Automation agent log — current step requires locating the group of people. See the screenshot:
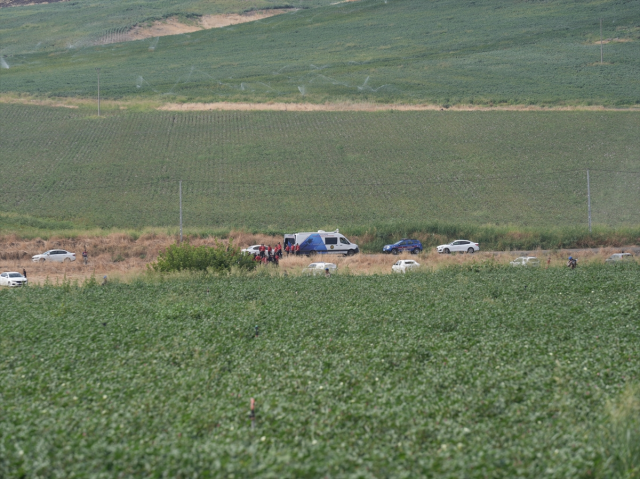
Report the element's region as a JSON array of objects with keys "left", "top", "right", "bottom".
[{"left": 253, "top": 242, "right": 302, "bottom": 265}]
